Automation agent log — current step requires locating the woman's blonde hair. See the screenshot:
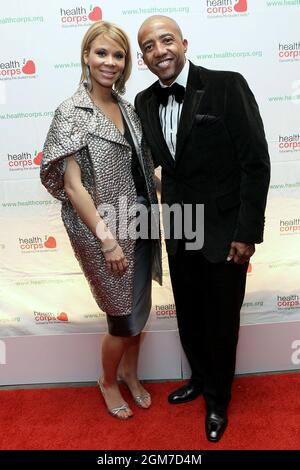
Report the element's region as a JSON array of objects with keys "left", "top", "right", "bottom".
[{"left": 80, "top": 21, "right": 132, "bottom": 94}]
